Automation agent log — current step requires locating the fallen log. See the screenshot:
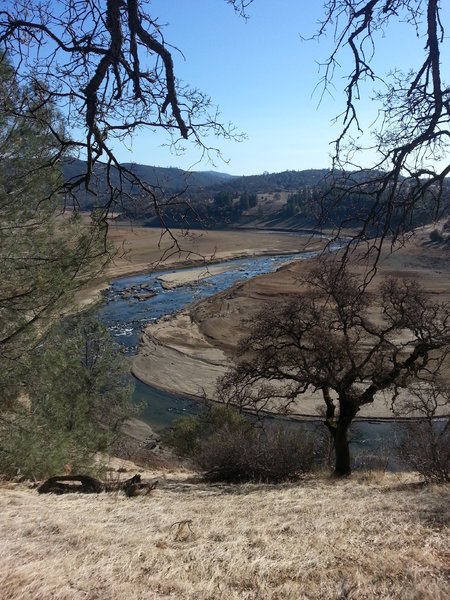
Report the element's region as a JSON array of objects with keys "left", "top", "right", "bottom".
[{"left": 37, "top": 474, "right": 158, "bottom": 496}]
